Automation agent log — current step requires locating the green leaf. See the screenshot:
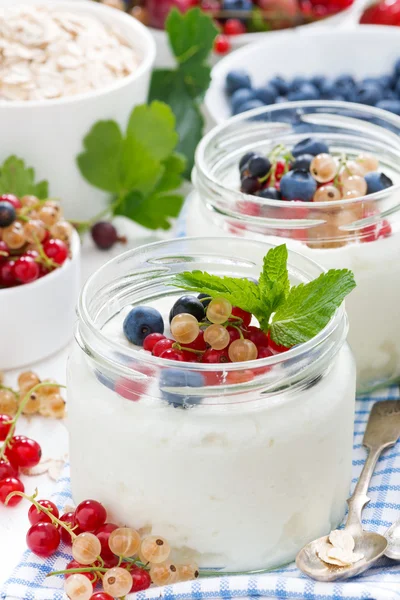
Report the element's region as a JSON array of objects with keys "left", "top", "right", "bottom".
[
  {"left": 269, "top": 269, "right": 356, "bottom": 347},
  {"left": 120, "top": 136, "right": 164, "bottom": 195},
  {"left": 259, "top": 244, "right": 290, "bottom": 312},
  {"left": 155, "top": 153, "right": 186, "bottom": 193},
  {"left": 170, "top": 272, "right": 265, "bottom": 318},
  {"left": 0, "top": 156, "right": 48, "bottom": 199},
  {"left": 182, "top": 63, "right": 212, "bottom": 100},
  {"left": 126, "top": 101, "right": 178, "bottom": 162},
  {"left": 166, "top": 8, "right": 219, "bottom": 69},
  {"left": 77, "top": 121, "right": 124, "bottom": 193},
  {"left": 149, "top": 71, "right": 203, "bottom": 179},
  {"left": 115, "top": 189, "right": 183, "bottom": 230}
]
